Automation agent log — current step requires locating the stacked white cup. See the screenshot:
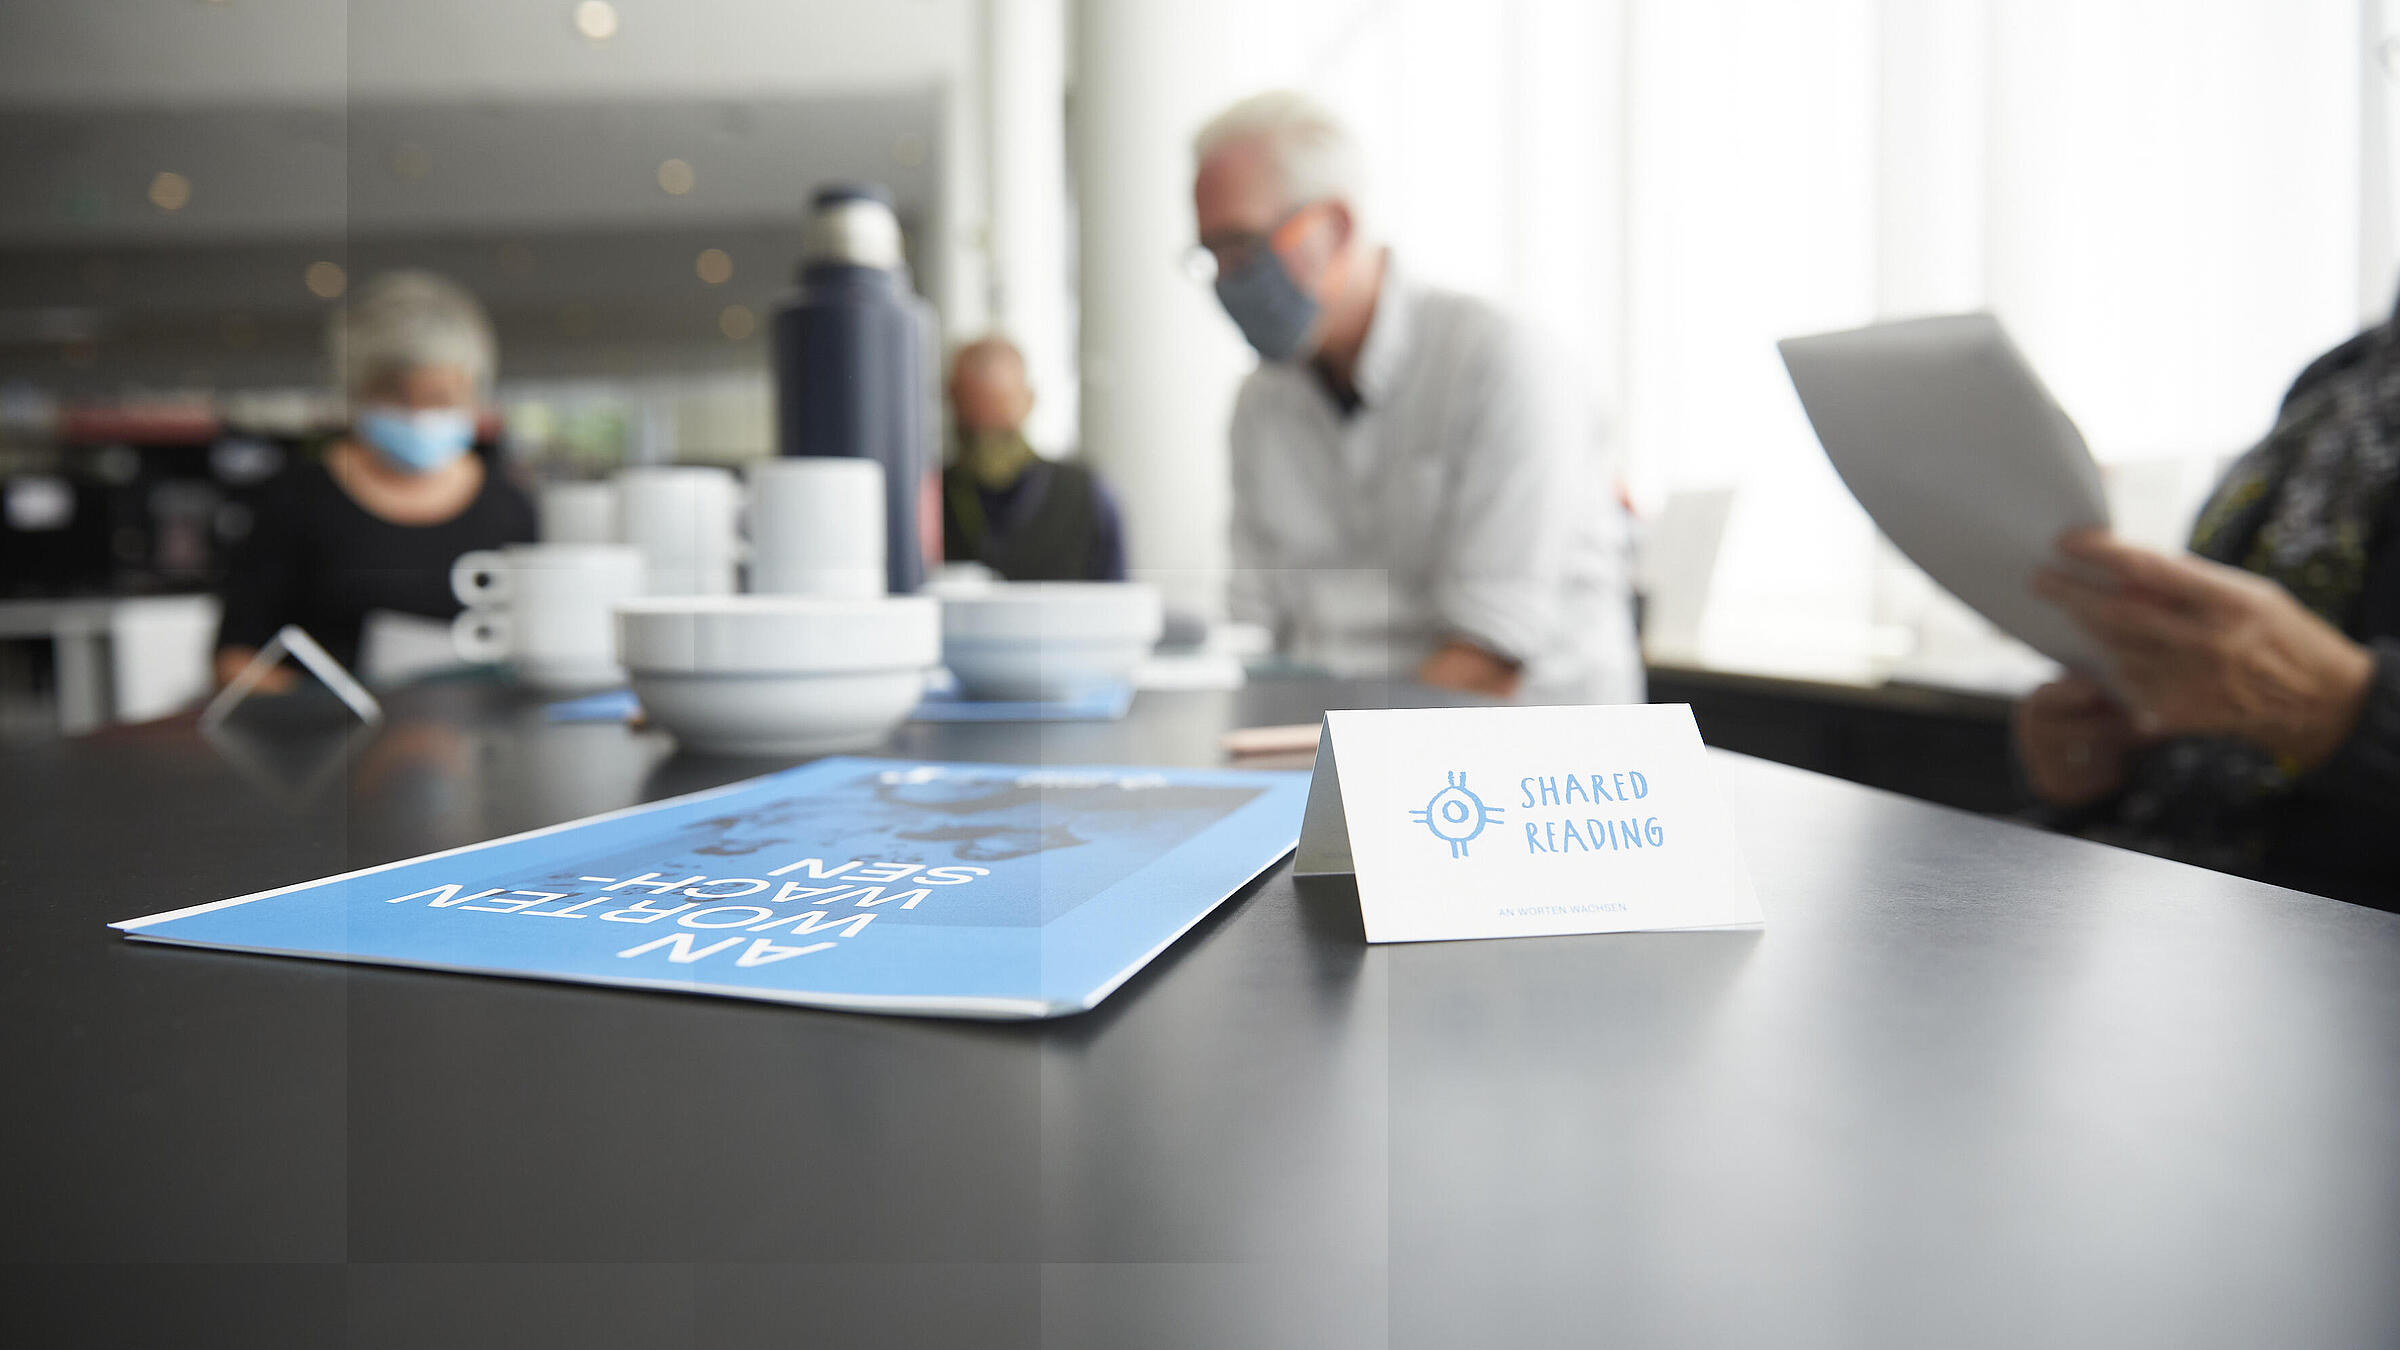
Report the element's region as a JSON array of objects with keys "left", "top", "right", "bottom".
[
  {"left": 536, "top": 480, "right": 620, "bottom": 545},
  {"left": 617, "top": 465, "right": 740, "bottom": 596},
  {"left": 747, "top": 457, "right": 887, "bottom": 598},
  {"left": 451, "top": 542, "right": 646, "bottom": 692}
]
